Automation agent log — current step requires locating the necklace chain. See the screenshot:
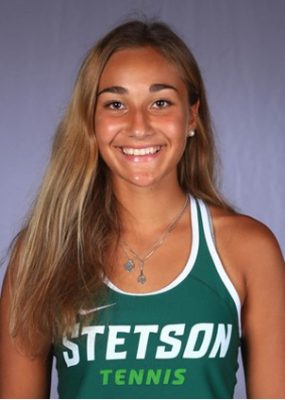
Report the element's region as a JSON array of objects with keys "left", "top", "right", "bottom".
[{"left": 121, "top": 195, "right": 189, "bottom": 284}]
